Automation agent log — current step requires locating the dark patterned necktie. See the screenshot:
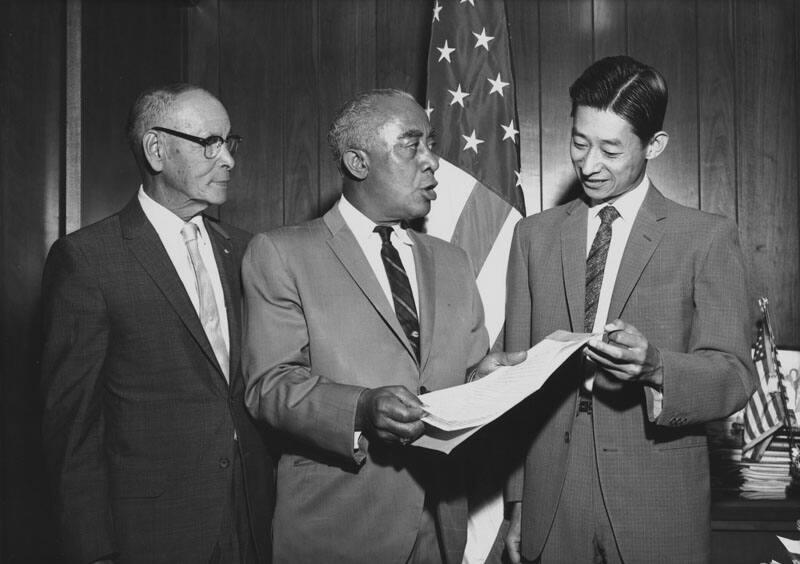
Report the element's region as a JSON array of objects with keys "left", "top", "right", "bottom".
[
  {"left": 584, "top": 205, "right": 620, "bottom": 332},
  {"left": 374, "top": 225, "right": 420, "bottom": 363}
]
